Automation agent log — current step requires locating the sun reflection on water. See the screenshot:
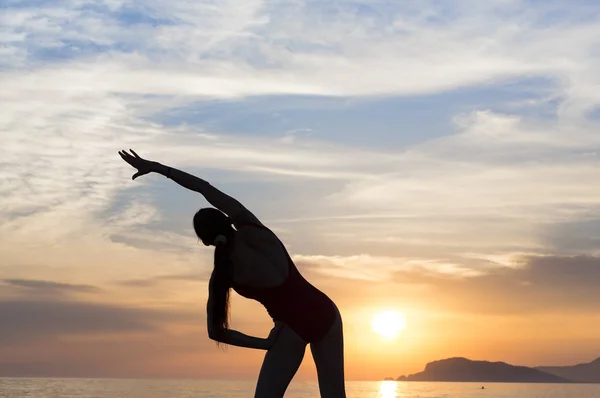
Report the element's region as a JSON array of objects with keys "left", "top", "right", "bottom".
[{"left": 378, "top": 380, "right": 397, "bottom": 398}]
